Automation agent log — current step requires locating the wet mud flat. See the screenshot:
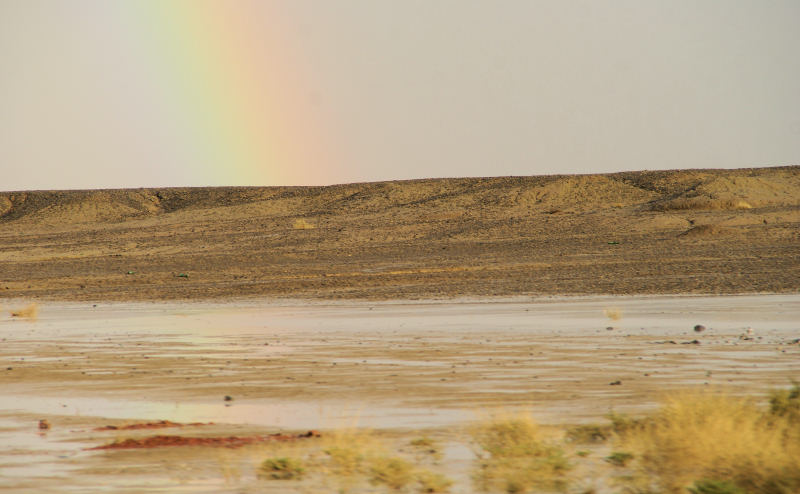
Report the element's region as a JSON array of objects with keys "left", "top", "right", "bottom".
[{"left": 0, "top": 295, "right": 798, "bottom": 493}]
